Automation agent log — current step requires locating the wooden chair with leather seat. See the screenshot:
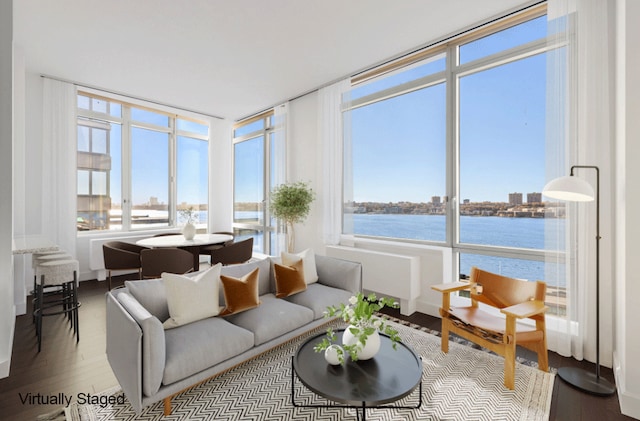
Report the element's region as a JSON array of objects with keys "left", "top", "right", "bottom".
[
  {"left": 103, "top": 241, "right": 148, "bottom": 290},
  {"left": 431, "top": 266, "right": 549, "bottom": 390},
  {"left": 141, "top": 247, "right": 195, "bottom": 279},
  {"left": 207, "top": 237, "right": 253, "bottom": 266}
]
